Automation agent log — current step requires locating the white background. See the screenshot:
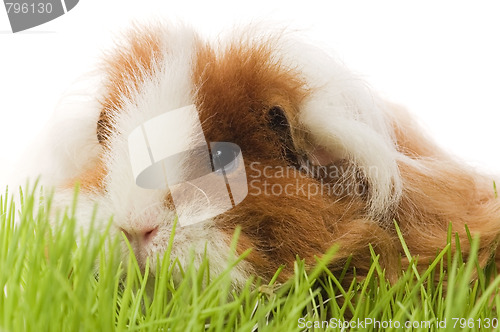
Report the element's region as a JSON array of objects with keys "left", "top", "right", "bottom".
[{"left": 1, "top": 0, "right": 499, "bottom": 186}]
